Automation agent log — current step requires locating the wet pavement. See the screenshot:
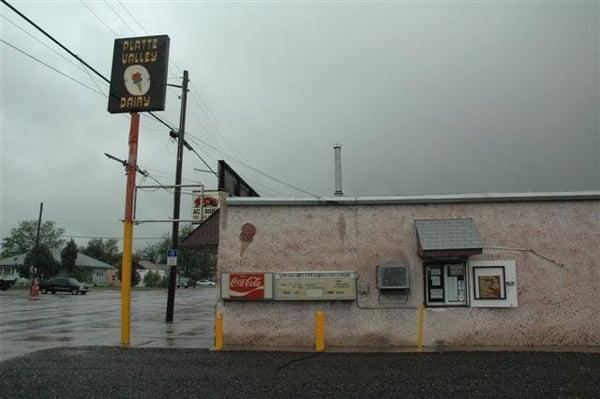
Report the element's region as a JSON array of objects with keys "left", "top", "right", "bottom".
[{"left": 0, "top": 287, "right": 216, "bottom": 361}]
